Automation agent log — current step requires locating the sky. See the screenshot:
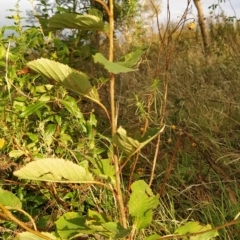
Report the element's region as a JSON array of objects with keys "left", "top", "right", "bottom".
[
  {"left": 162, "top": 0, "right": 240, "bottom": 20},
  {"left": 0, "top": 0, "right": 239, "bottom": 27}
]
